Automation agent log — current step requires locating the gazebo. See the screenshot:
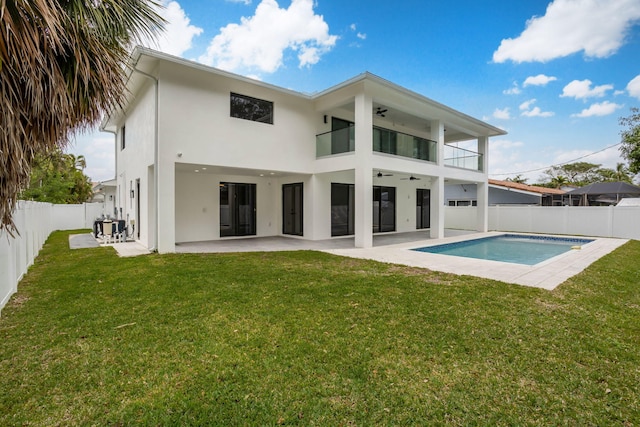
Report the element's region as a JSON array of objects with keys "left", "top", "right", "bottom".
[{"left": 563, "top": 181, "right": 640, "bottom": 206}]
